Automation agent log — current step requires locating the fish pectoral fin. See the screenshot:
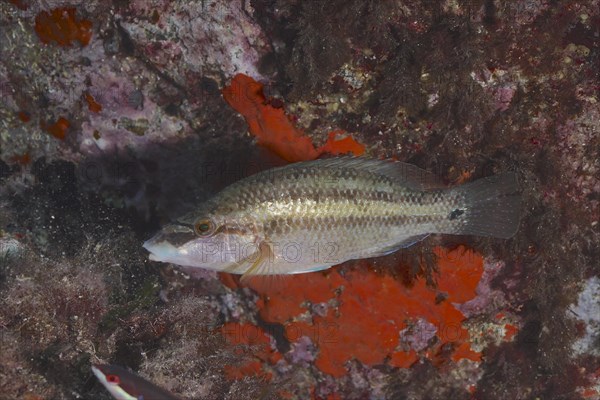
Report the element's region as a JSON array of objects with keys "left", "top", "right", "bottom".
[
  {"left": 222, "top": 260, "right": 247, "bottom": 274},
  {"left": 221, "top": 245, "right": 262, "bottom": 274},
  {"left": 240, "top": 241, "right": 274, "bottom": 282},
  {"left": 365, "top": 234, "right": 429, "bottom": 258}
]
